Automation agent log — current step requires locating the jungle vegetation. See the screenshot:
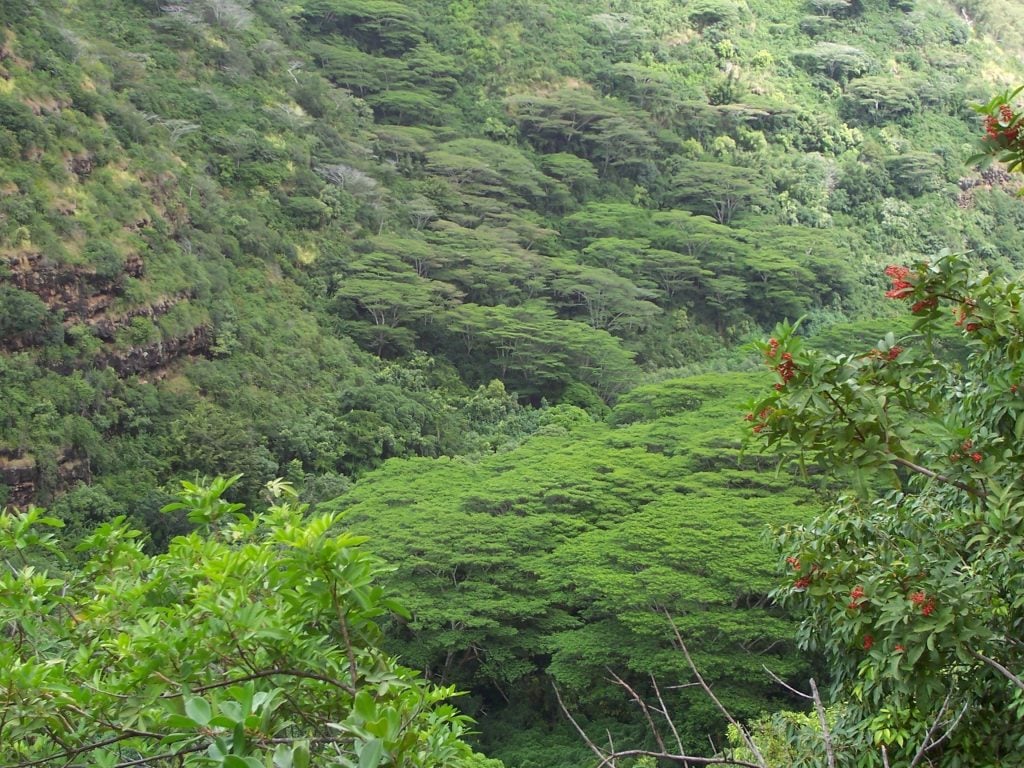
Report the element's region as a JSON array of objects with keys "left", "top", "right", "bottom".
[{"left": 3, "top": 0, "right": 1024, "bottom": 765}]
